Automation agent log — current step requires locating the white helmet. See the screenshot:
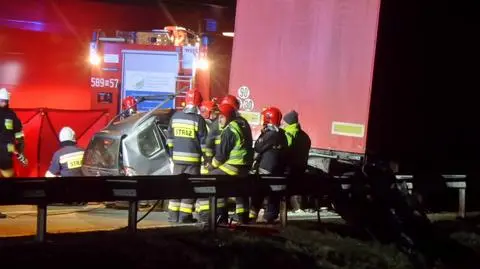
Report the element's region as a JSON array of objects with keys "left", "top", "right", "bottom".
[
  {"left": 59, "top": 127, "right": 76, "bottom": 142},
  {"left": 0, "top": 88, "right": 10, "bottom": 100}
]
